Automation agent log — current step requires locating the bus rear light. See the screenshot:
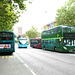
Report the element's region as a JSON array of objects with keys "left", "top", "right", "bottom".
[
  {"left": 0, "top": 38, "right": 2, "bottom": 40},
  {"left": 13, "top": 45, "right": 15, "bottom": 47},
  {"left": 6, "top": 38, "right": 9, "bottom": 40}
]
